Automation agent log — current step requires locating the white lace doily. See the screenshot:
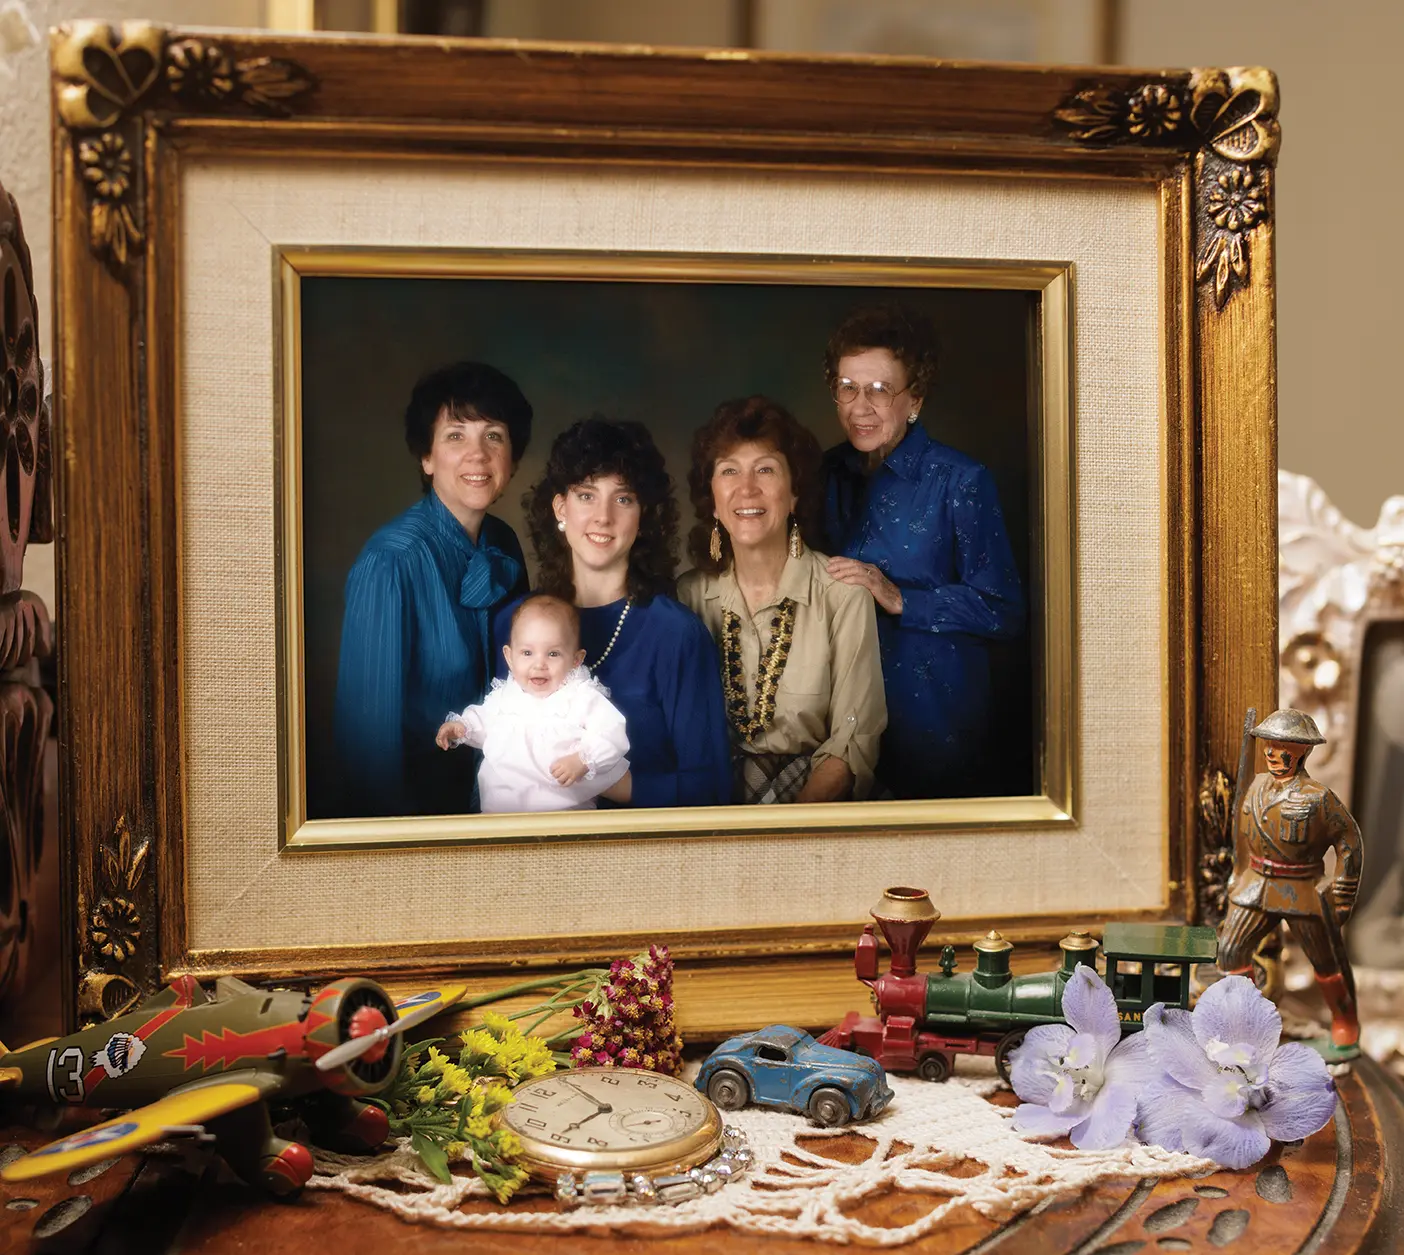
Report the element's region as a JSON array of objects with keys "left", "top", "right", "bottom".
[{"left": 309, "top": 1063, "right": 1214, "bottom": 1246}]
